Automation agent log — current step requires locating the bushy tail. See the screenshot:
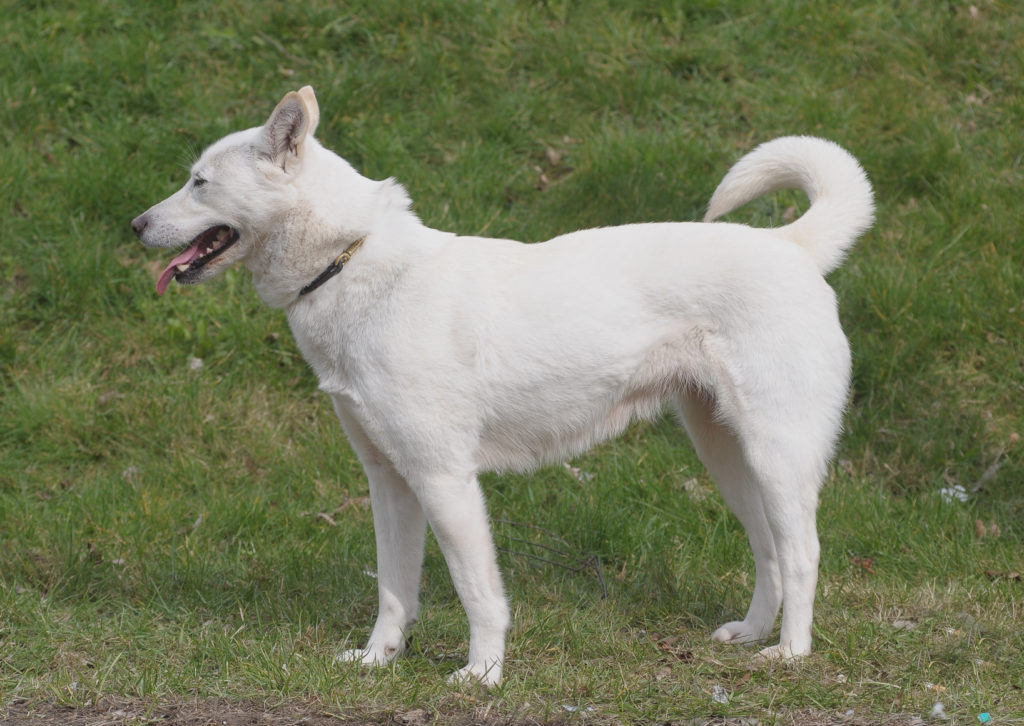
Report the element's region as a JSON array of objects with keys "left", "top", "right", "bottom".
[{"left": 704, "top": 136, "right": 874, "bottom": 275}]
